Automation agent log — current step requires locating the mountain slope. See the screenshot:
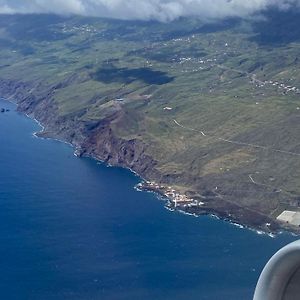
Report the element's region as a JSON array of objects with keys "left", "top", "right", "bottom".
[{"left": 0, "top": 12, "right": 300, "bottom": 232}]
